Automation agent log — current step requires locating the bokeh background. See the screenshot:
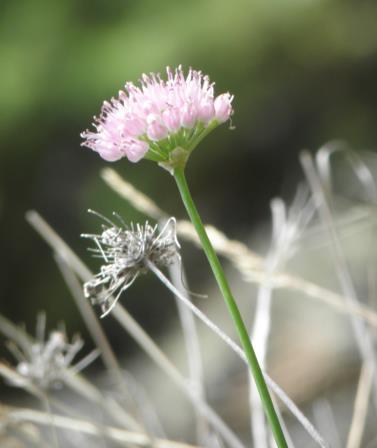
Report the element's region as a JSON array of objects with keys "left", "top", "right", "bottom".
[{"left": 1, "top": 0, "right": 377, "bottom": 445}]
